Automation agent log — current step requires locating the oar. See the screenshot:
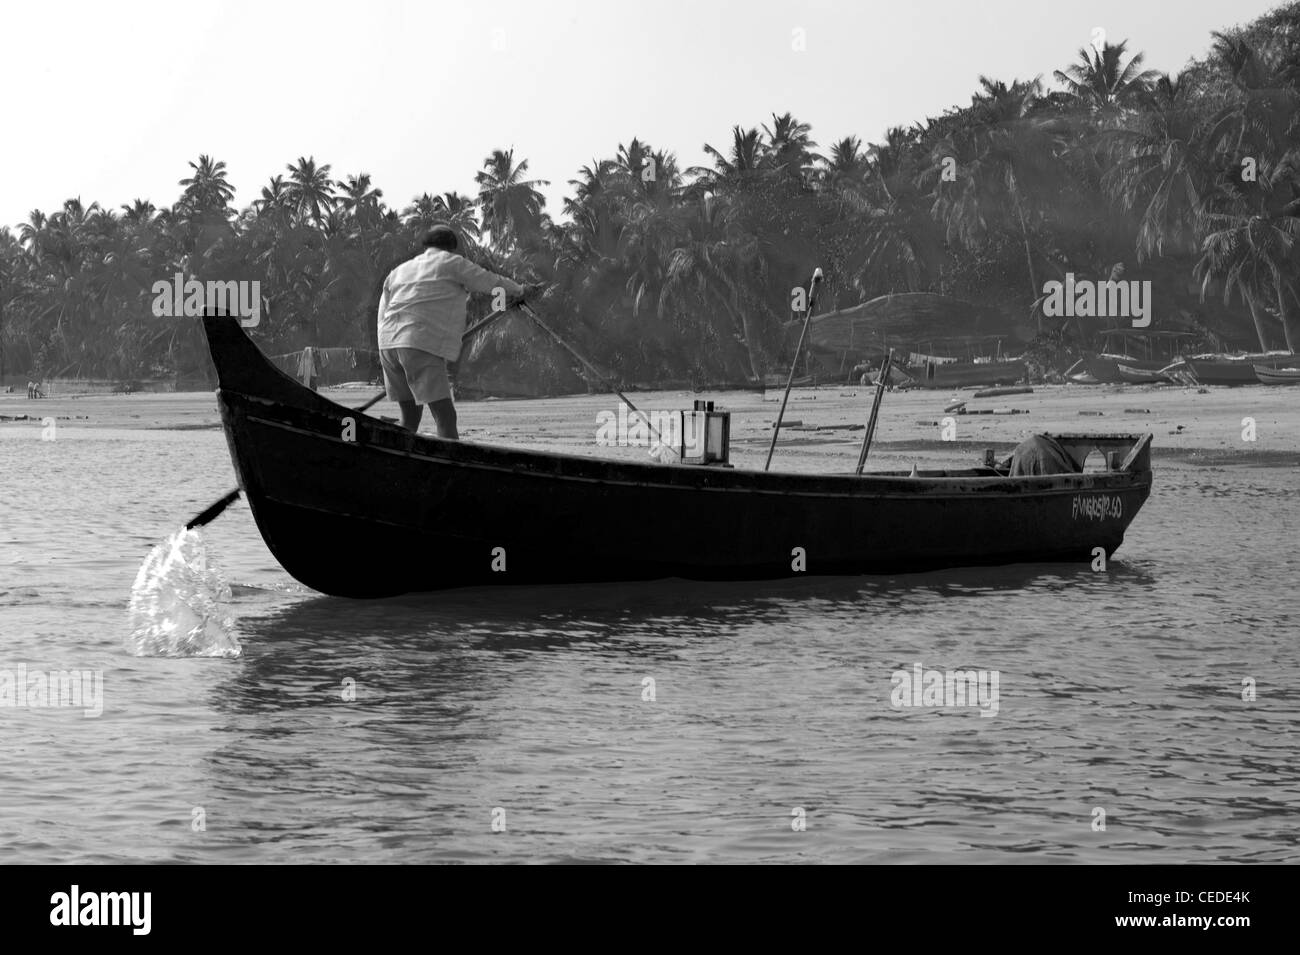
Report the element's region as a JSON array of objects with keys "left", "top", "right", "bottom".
[
  {"left": 855, "top": 348, "right": 894, "bottom": 475},
  {"left": 186, "top": 302, "right": 526, "bottom": 529},
  {"left": 765, "top": 267, "right": 823, "bottom": 471}
]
